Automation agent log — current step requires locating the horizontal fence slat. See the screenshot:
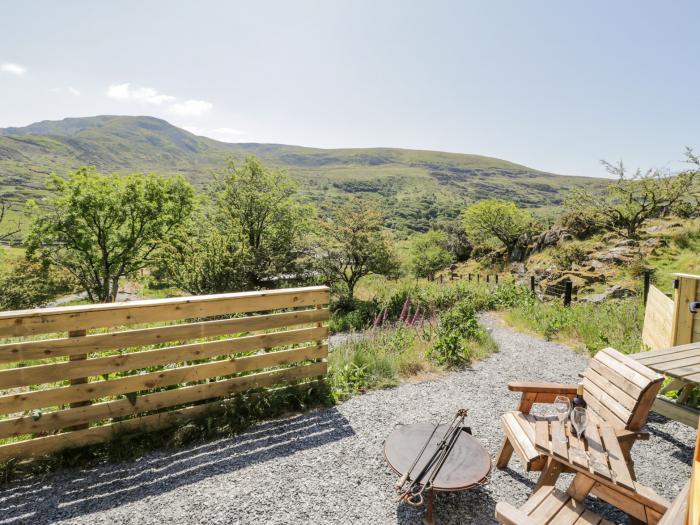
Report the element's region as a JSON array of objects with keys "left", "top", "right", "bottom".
[
  {"left": 0, "top": 308, "right": 329, "bottom": 365},
  {"left": 0, "top": 363, "right": 327, "bottom": 461},
  {"left": 0, "top": 350, "right": 327, "bottom": 438},
  {"left": 0, "top": 286, "right": 330, "bottom": 337},
  {"left": 0, "top": 326, "right": 328, "bottom": 389},
  {"left": 0, "top": 344, "right": 327, "bottom": 417}
]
